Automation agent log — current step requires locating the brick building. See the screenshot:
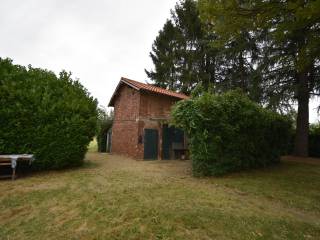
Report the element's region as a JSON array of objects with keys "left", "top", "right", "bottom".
[{"left": 108, "top": 77, "right": 189, "bottom": 160}]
